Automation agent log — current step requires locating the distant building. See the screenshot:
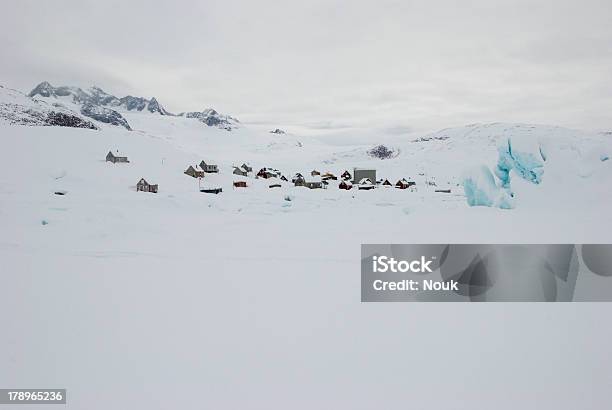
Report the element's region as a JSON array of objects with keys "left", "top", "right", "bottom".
[
  {"left": 106, "top": 150, "right": 129, "bottom": 163},
  {"left": 321, "top": 172, "right": 337, "bottom": 180},
  {"left": 294, "top": 175, "right": 306, "bottom": 187},
  {"left": 199, "top": 160, "right": 218, "bottom": 173},
  {"left": 241, "top": 163, "right": 253, "bottom": 173},
  {"left": 395, "top": 179, "right": 416, "bottom": 189},
  {"left": 358, "top": 178, "right": 375, "bottom": 190},
  {"left": 233, "top": 166, "right": 248, "bottom": 176},
  {"left": 311, "top": 170, "right": 321, "bottom": 176},
  {"left": 305, "top": 176, "right": 326, "bottom": 189},
  {"left": 185, "top": 165, "right": 205, "bottom": 178},
  {"left": 341, "top": 170, "right": 352, "bottom": 180},
  {"left": 382, "top": 179, "right": 392, "bottom": 187},
  {"left": 353, "top": 168, "right": 376, "bottom": 184},
  {"left": 257, "top": 168, "right": 276, "bottom": 179},
  {"left": 280, "top": 175, "right": 288, "bottom": 182},
  {"left": 305, "top": 181, "right": 324, "bottom": 189},
  {"left": 292, "top": 173, "right": 304, "bottom": 183},
  {"left": 233, "top": 181, "right": 247, "bottom": 188},
  {"left": 339, "top": 180, "right": 353, "bottom": 190},
  {"left": 136, "top": 178, "right": 158, "bottom": 193}
]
